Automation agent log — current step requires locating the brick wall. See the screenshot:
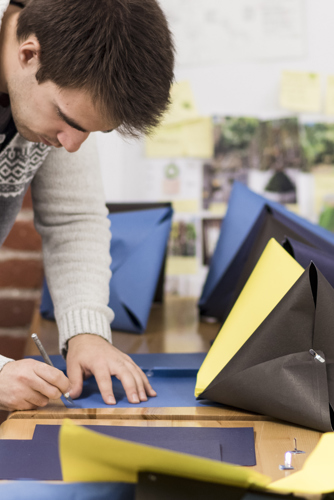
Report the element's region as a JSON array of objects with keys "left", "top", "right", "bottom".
[{"left": 0, "top": 186, "right": 44, "bottom": 361}]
